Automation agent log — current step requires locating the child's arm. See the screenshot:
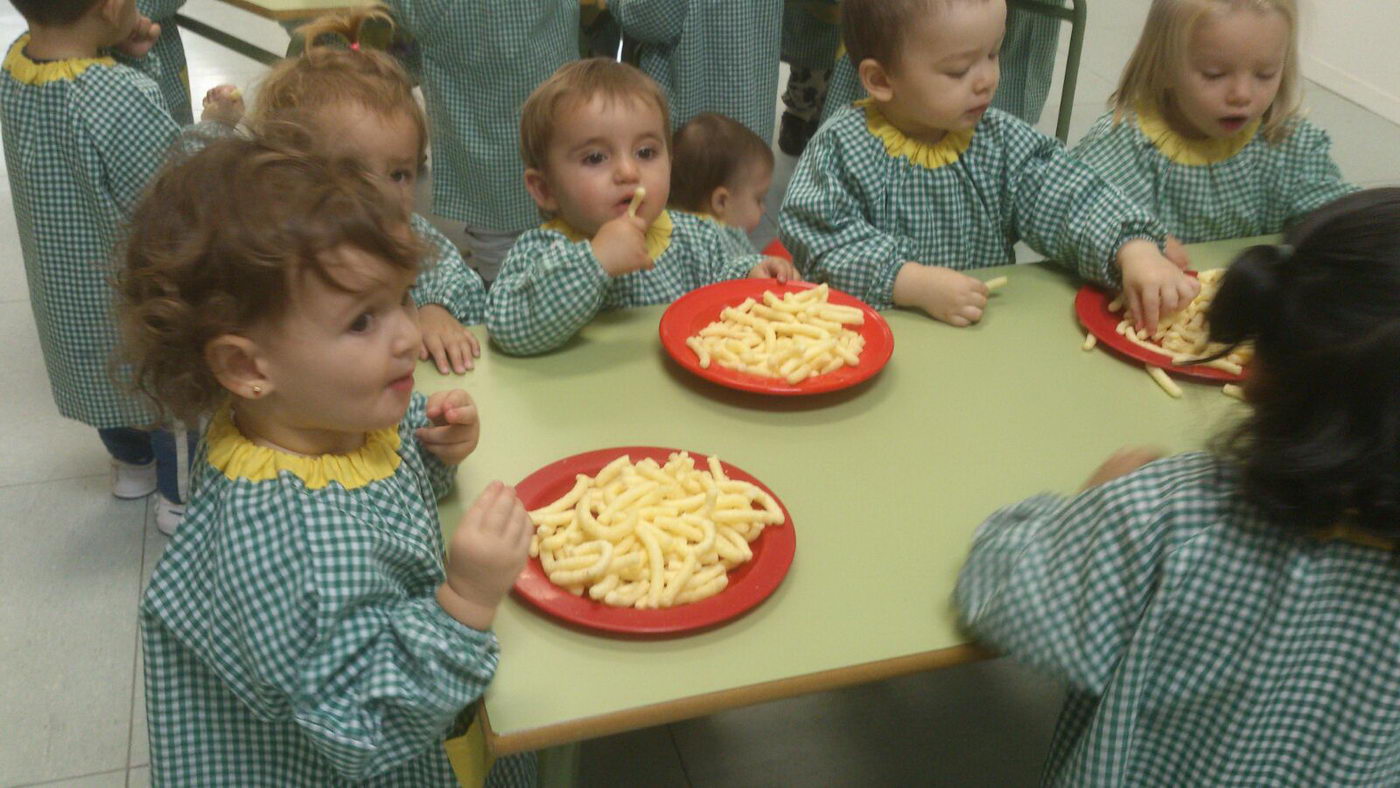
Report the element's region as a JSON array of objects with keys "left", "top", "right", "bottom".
[
  {"left": 1277, "top": 122, "right": 1359, "bottom": 228},
  {"left": 438, "top": 481, "right": 533, "bottom": 631},
  {"left": 485, "top": 230, "right": 617, "bottom": 356},
  {"left": 1067, "top": 113, "right": 1159, "bottom": 216},
  {"left": 408, "top": 390, "right": 479, "bottom": 501},
  {"left": 953, "top": 449, "right": 1189, "bottom": 695},
  {"left": 77, "top": 72, "right": 182, "bottom": 215},
  {"left": 410, "top": 215, "right": 485, "bottom": 374},
  {"left": 609, "top": 0, "right": 689, "bottom": 45},
  {"left": 778, "top": 130, "right": 908, "bottom": 308}
]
